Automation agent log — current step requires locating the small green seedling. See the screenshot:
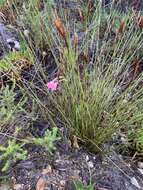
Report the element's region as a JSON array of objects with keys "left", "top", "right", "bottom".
[
  {"left": 32, "top": 127, "right": 60, "bottom": 154},
  {"left": 74, "top": 180, "right": 94, "bottom": 190}
]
